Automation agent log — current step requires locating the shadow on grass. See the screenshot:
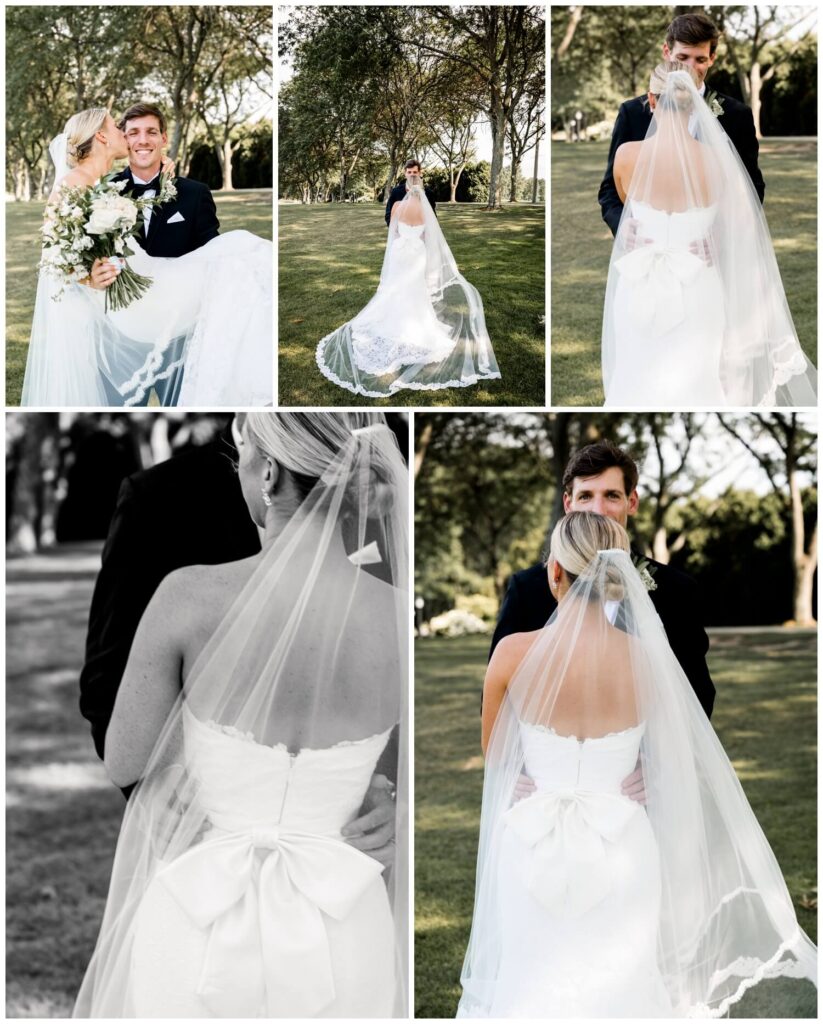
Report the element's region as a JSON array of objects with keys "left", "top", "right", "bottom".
[{"left": 278, "top": 204, "right": 545, "bottom": 407}]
